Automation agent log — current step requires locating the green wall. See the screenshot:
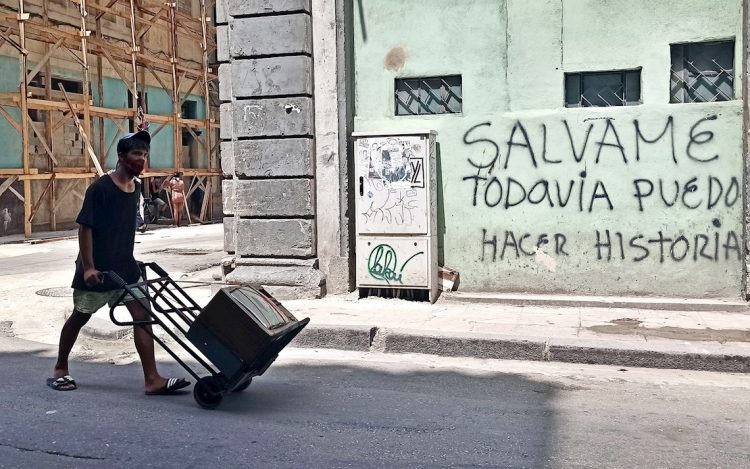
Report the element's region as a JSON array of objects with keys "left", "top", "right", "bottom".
[{"left": 353, "top": 0, "right": 744, "bottom": 298}]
